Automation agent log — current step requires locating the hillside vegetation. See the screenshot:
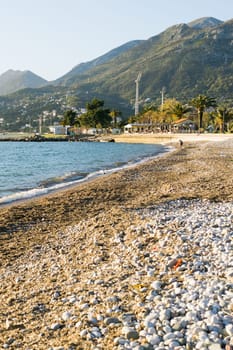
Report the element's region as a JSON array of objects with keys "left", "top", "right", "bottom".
[
  {"left": 0, "top": 17, "right": 233, "bottom": 131},
  {"left": 55, "top": 17, "right": 233, "bottom": 102}
]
